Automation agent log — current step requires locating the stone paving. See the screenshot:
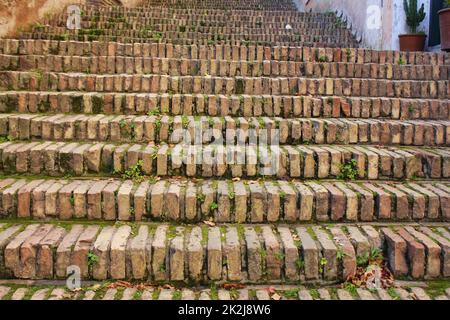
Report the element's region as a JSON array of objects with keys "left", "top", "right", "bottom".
[{"left": 0, "top": 0, "right": 448, "bottom": 298}]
